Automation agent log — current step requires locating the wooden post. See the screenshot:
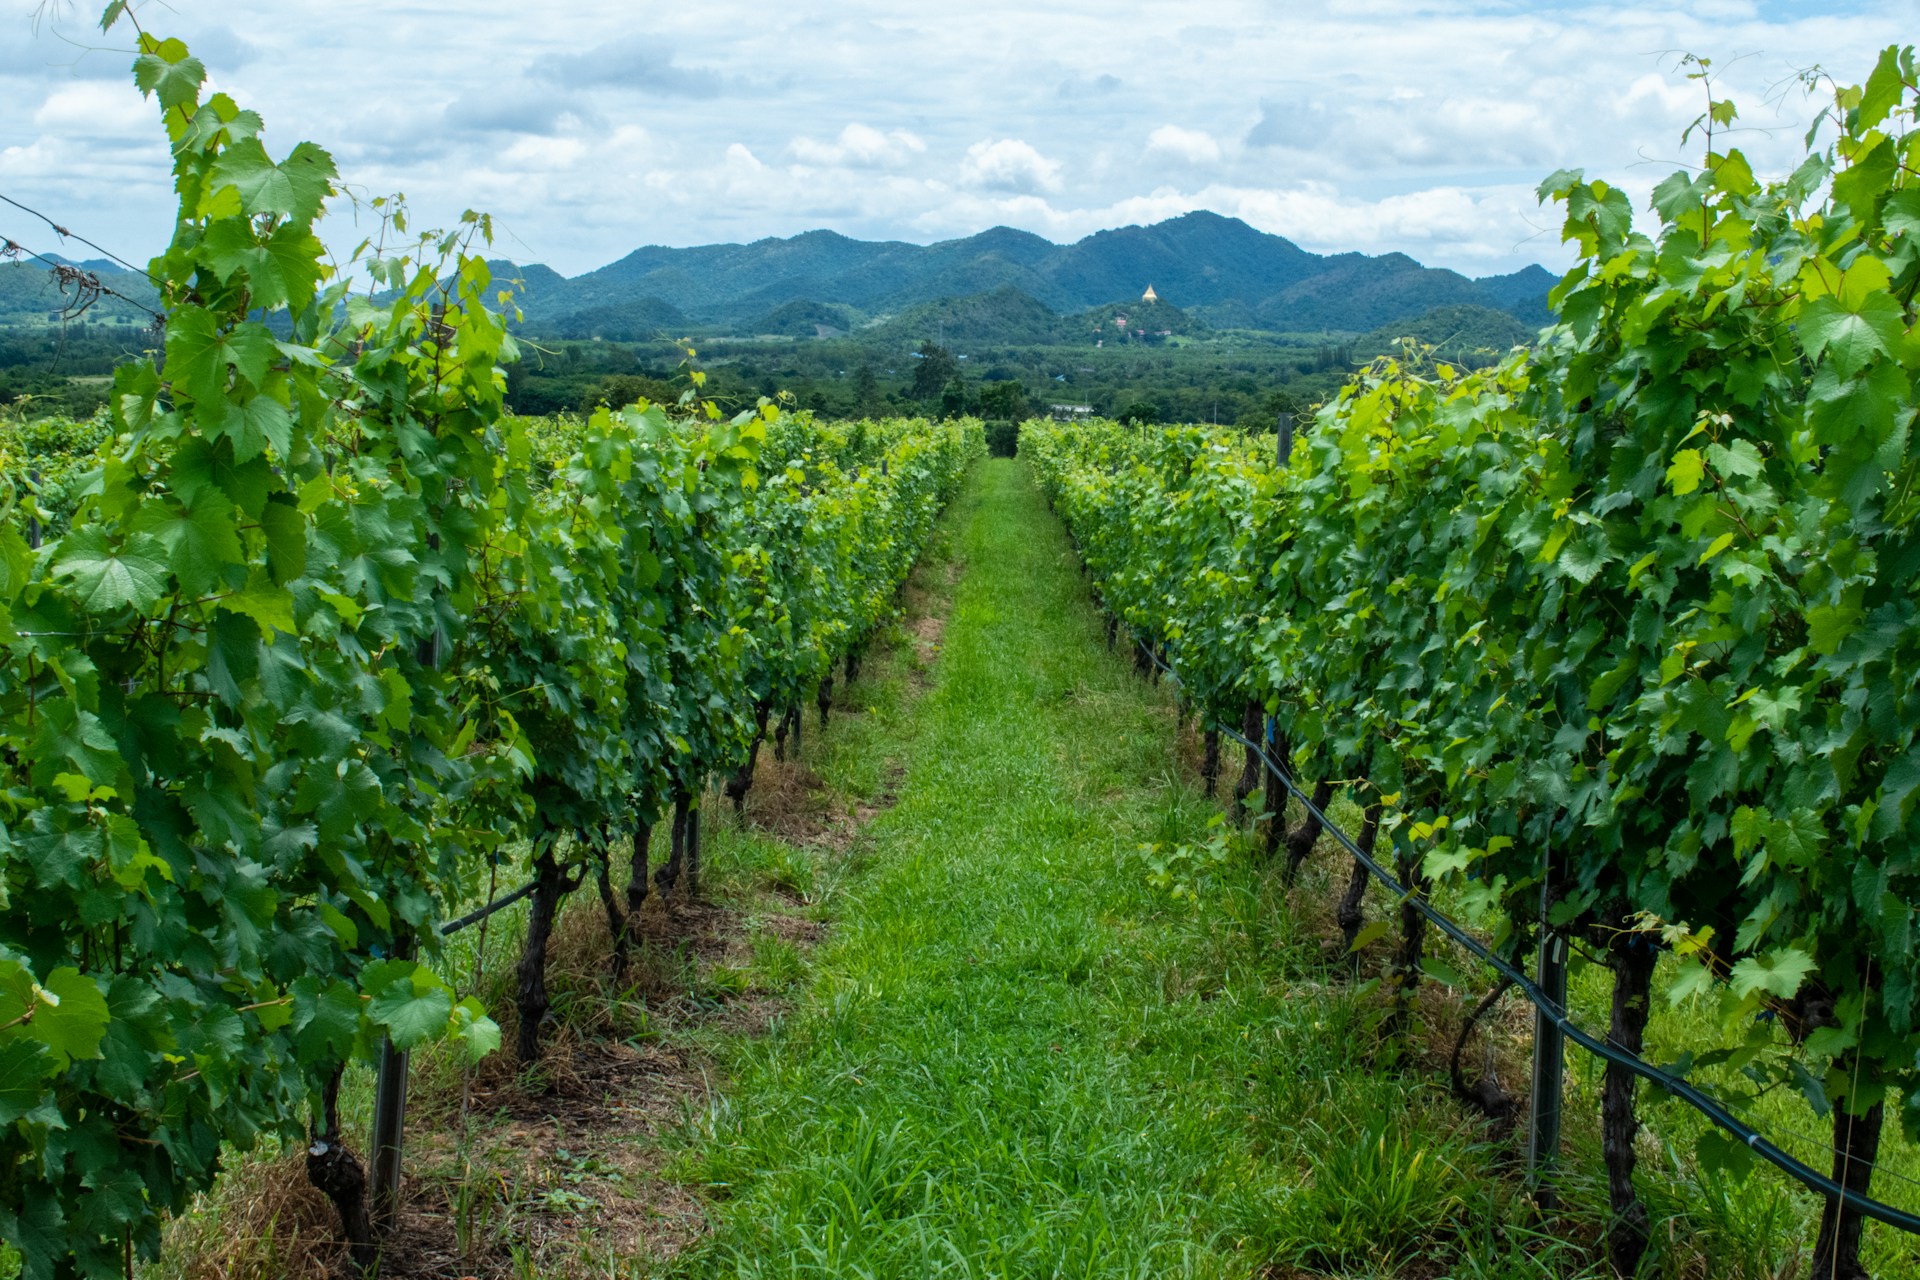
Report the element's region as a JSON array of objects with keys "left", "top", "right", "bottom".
[{"left": 1275, "top": 412, "right": 1294, "bottom": 467}]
